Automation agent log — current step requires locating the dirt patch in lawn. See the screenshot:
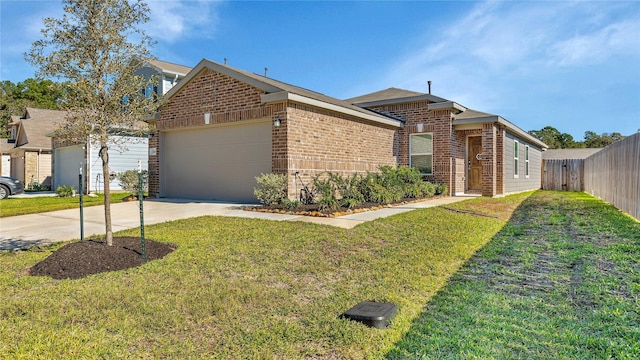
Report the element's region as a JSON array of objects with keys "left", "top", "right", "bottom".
[{"left": 29, "top": 237, "right": 175, "bottom": 280}]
